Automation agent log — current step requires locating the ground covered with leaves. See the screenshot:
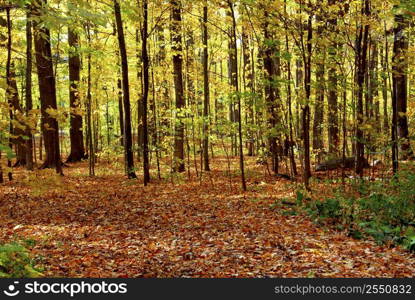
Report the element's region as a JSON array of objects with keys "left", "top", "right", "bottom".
[{"left": 0, "top": 158, "right": 414, "bottom": 277}]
